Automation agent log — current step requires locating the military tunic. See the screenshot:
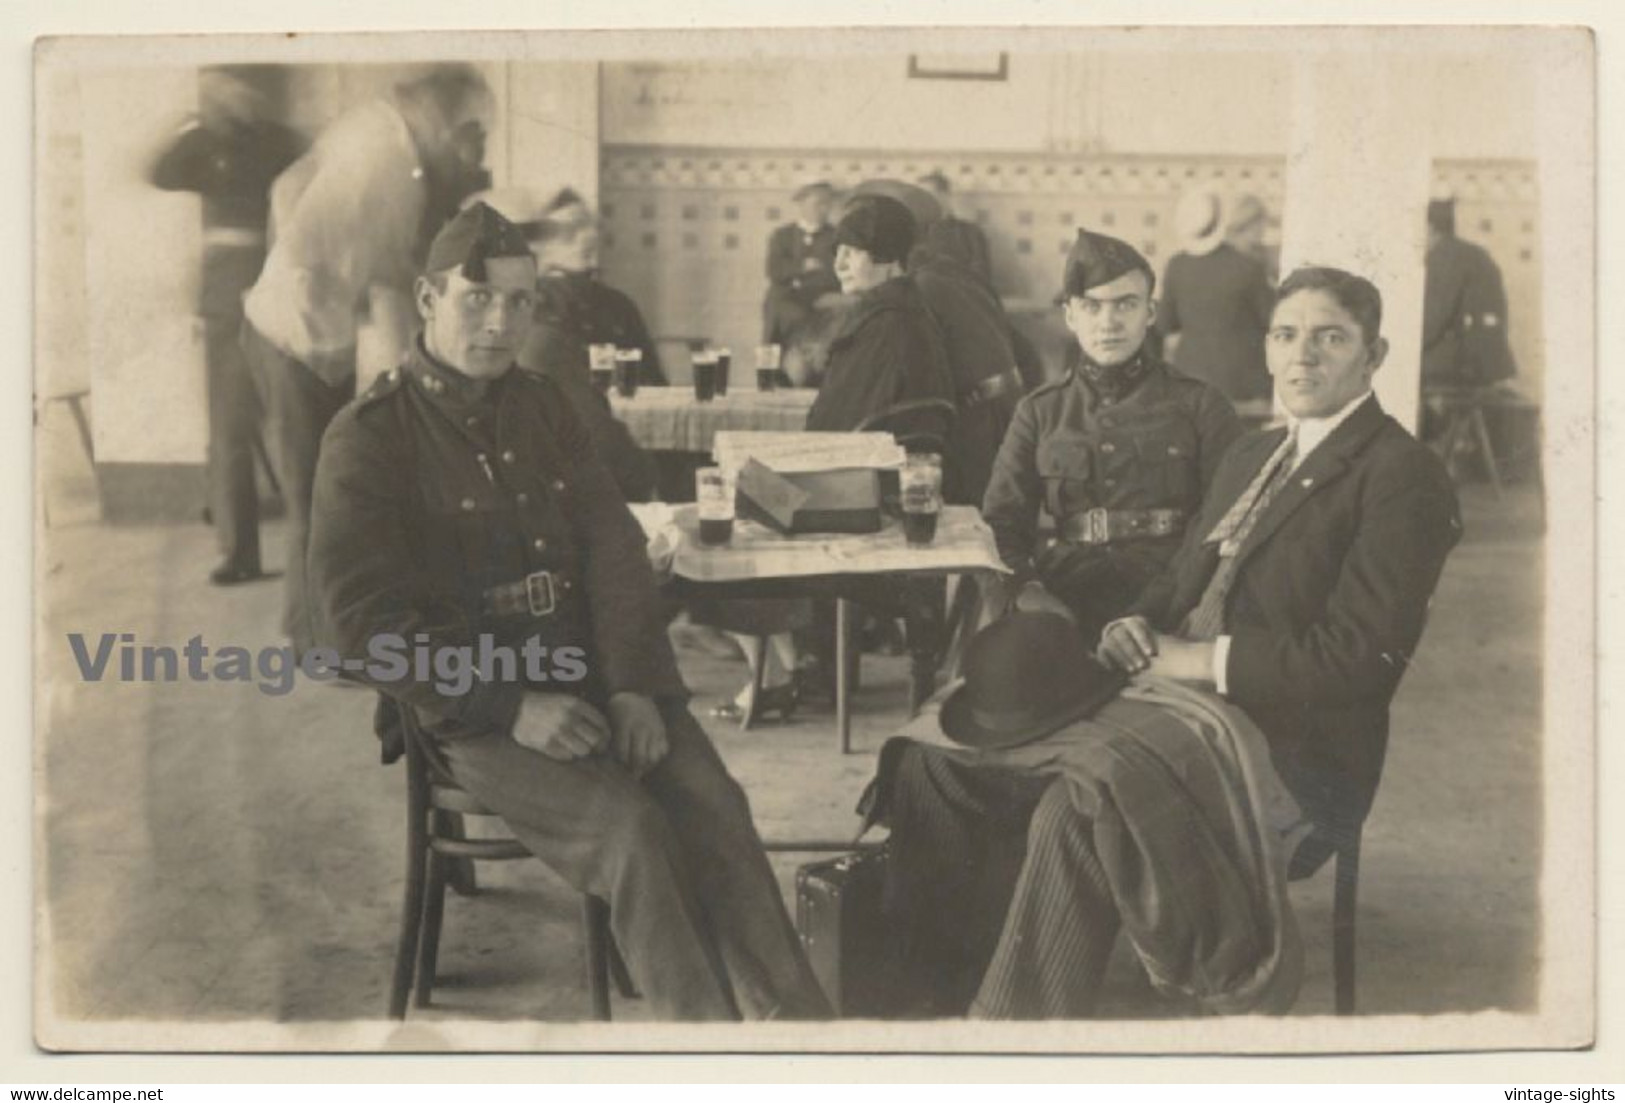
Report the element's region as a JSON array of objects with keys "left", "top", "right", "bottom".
[
  {"left": 980, "top": 358, "right": 1242, "bottom": 641},
  {"left": 307, "top": 339, "right": 829, "bottom": 1021},
  {"left": 761, "top": 221, "right": 841, "bottom": 344},
  {"left": 519, "top": 271, "right": 666, "bottom": 388},
  {"left": 1422, "top": 234, "right": 1518, "bottom": 386}
]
